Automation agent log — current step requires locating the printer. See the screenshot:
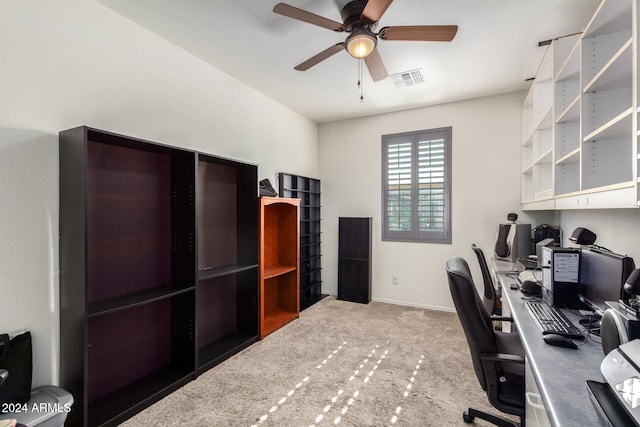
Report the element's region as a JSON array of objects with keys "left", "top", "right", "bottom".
[{"left": 588, "top": 339, "right": 640, "bottom": 426}]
